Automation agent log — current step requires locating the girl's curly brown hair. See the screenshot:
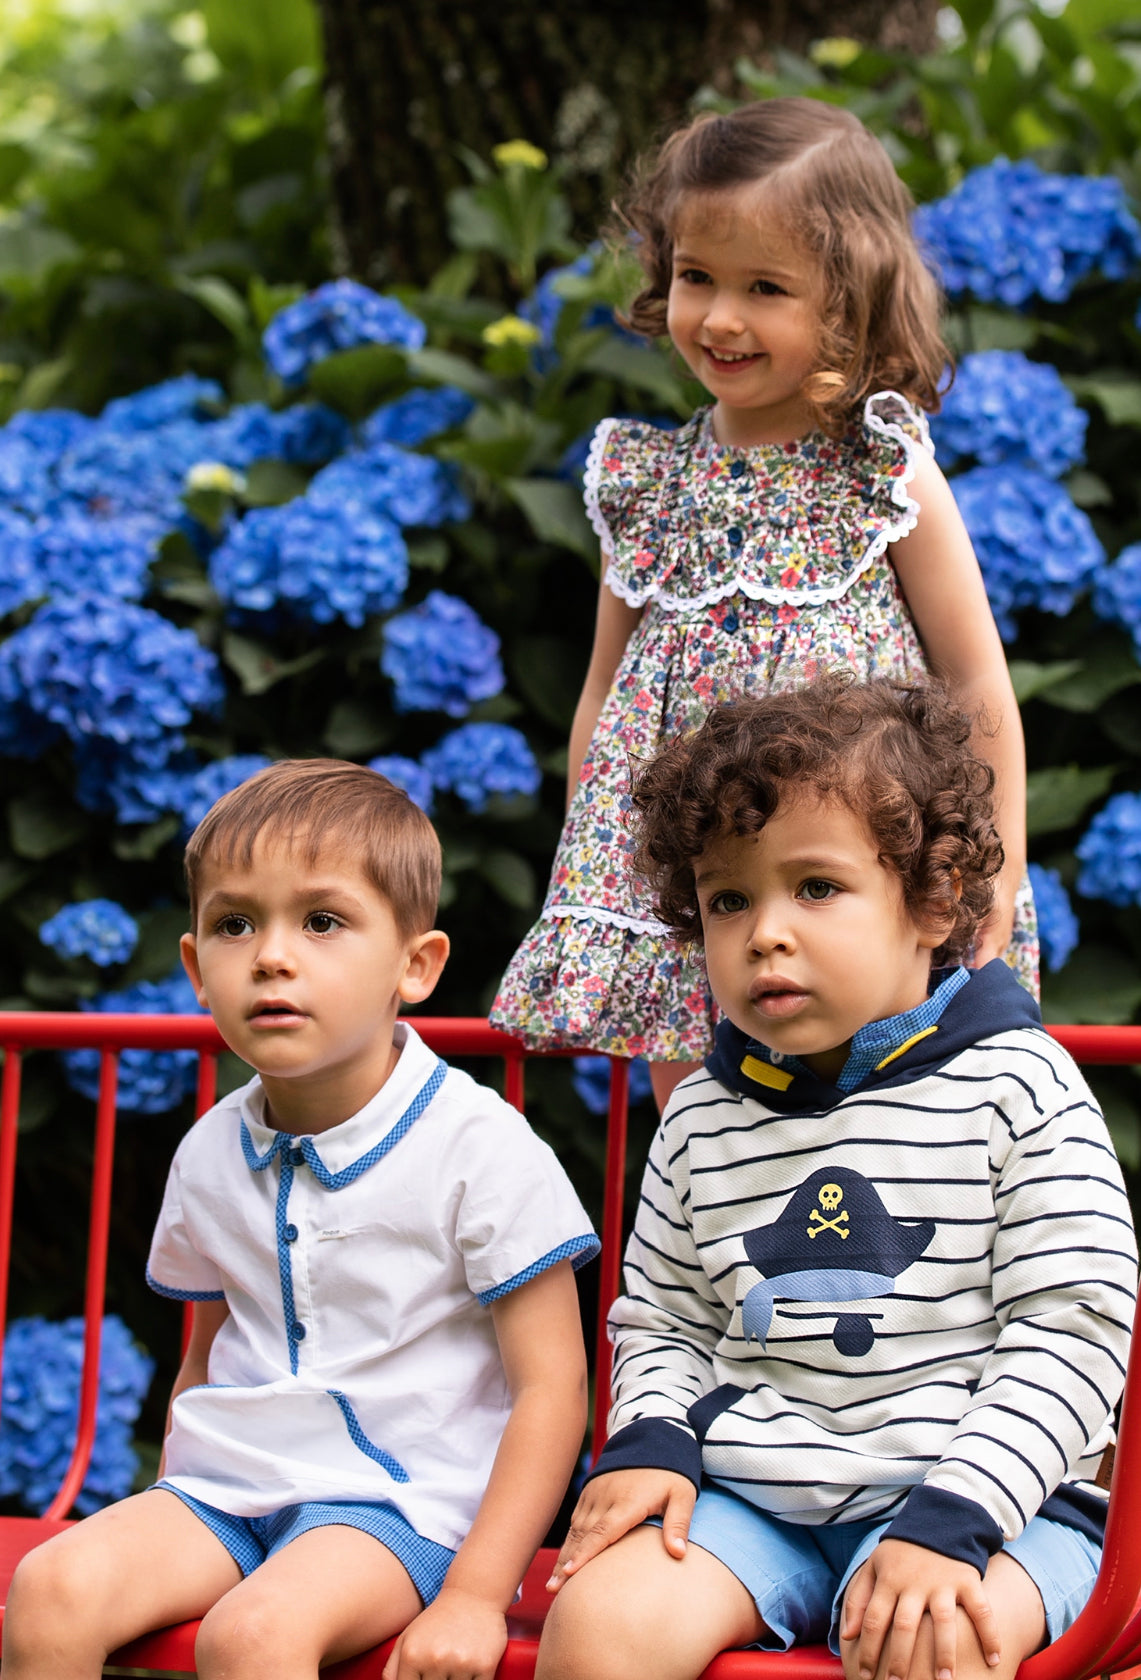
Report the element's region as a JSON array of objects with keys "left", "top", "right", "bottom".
[
  {"left": 614, "top": 98, "right": 949, "bottom": 436},
  {"left": 630, "top": 674, "right": 1003, "bottom": 966}
]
